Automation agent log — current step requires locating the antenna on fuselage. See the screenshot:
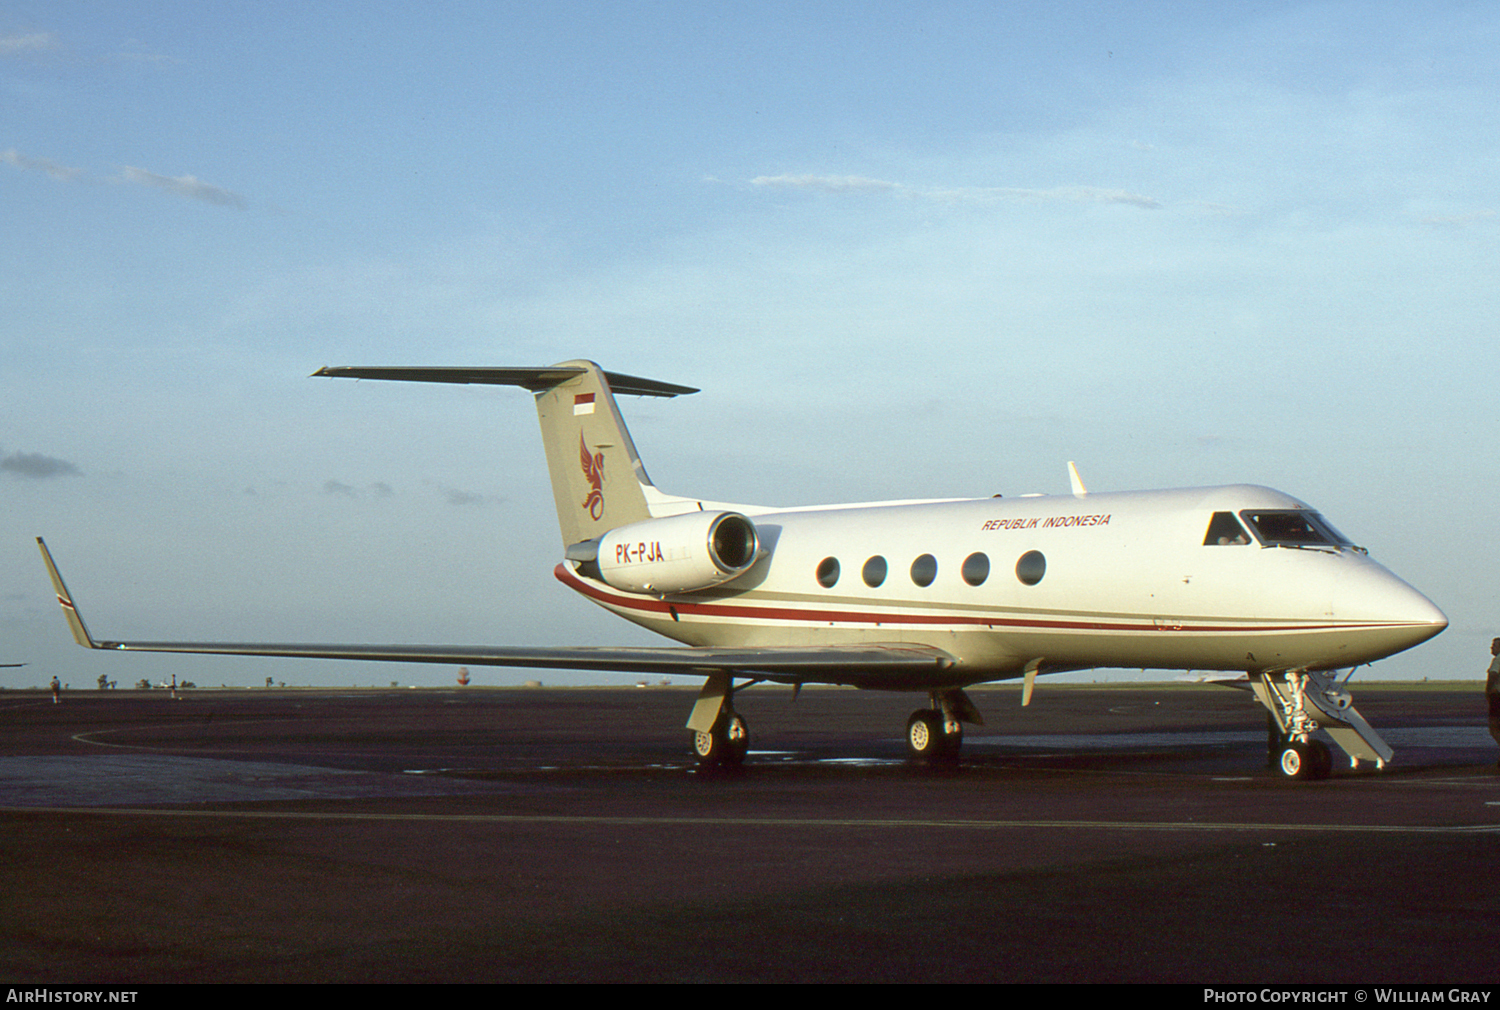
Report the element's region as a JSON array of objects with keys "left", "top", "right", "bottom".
[{"left": 1068, "top": 461, "right": 1087, "bottom": 496}]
